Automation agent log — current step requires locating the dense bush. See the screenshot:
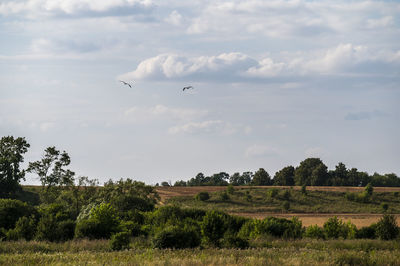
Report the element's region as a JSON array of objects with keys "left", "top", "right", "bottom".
[
  {"left": 0, "top": 199, "right": 36, "bottom": 230},
  {"left": 221, "top": 233, "right": 249, "bottom": 249},
  {"left": 195, "top": 192, "right": 210, "bottom": 201},
  {"left": 13, "top": 215, "right": 37, "bottom": 241},
  {"left": 323, "top": 216, "right": 345, "bottom": 239},
  {"left": 152, "top": 226, "right": 201, "bottom": 249},
  {"left": 305, "top": 224, "right": 325, "bottom": 239},
  {"left": 356, "top": 224, "right": 377, "bottom": 239},
  {"left": 376, "top": 214, "right": 399, "bottom": 240},
  {"left": 110, "top": 231, "right": 131, "bottom": 250},
  {"left": 201, "top": 211, "right": 228, "bottom": 246},
  {"left": 75, "top": 203, "right": 120, "bottom": 239}
]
